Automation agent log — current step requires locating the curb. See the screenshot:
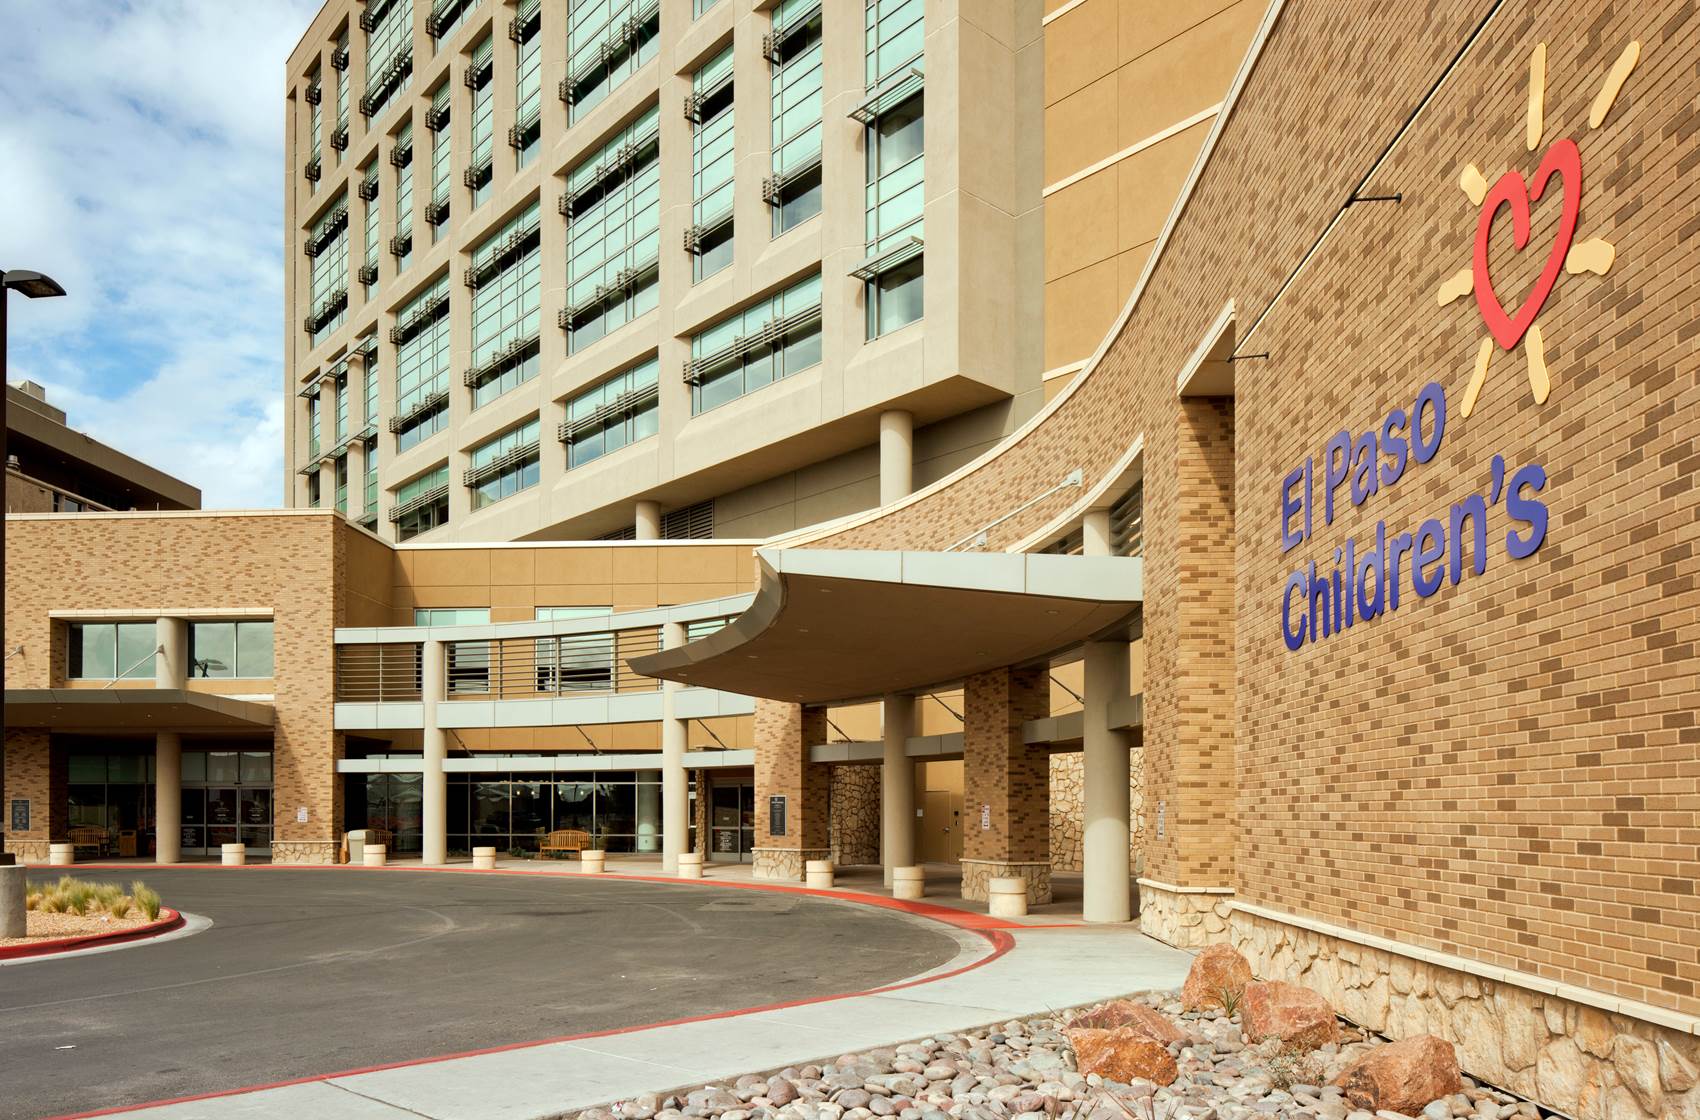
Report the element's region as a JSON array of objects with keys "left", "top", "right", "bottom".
[{"left": 0, "top": 908, "right": 185, "bottom": 961}]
